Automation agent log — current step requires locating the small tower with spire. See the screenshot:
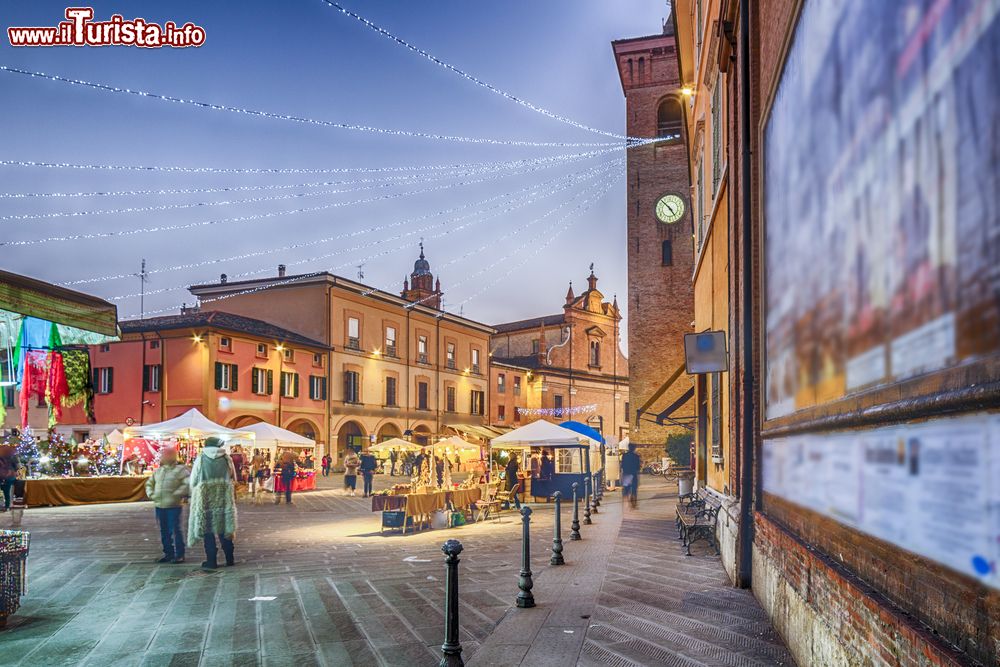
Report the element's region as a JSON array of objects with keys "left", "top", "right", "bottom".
[{"left": 401, "top": 241, "right": 443, "bottom": 309}]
